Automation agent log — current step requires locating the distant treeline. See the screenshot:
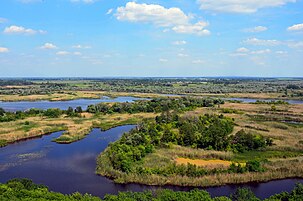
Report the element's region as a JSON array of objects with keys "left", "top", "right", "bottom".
[
  {"left": 1, "top": 78, "right": 303, "bottom": 95},
  {"left": 1, "top": 178, "right": 303, "bottom": 201}
]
